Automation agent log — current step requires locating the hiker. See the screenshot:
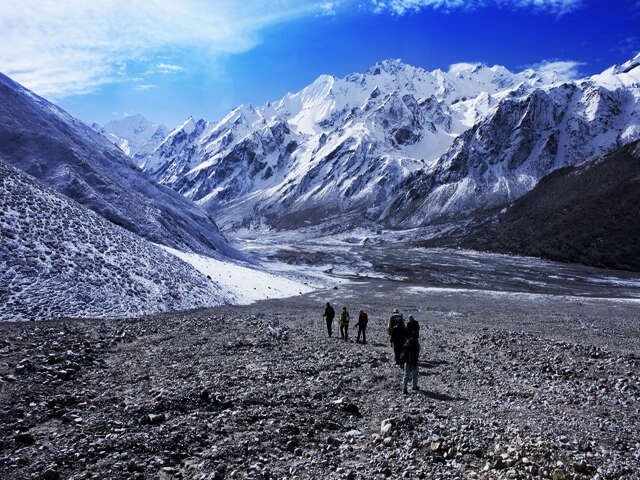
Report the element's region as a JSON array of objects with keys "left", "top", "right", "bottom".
[
  {"left": 323, "top": 302, "right": 335, "bottom": 337},
  {"left": 355, "top": 310, "right": 368, "bottom": 343},
  {"left": 401, "top": 323, "right": 420, "bottom": 394},
  {"left": 388, "top": 308, "right": 406, "bottom": 365},
  {"left": 406, "top": 315, "right": 419, "bottom": 339},
  {"left": 339, "top": 307, "right": 350, "bottom": 340}
]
